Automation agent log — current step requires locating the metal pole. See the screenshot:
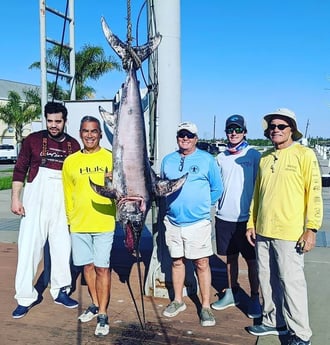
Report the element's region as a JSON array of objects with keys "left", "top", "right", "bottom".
[
  {"left": 39, "top": 0, "right": 47, "bottom": 128},
  {"left": 69, "top": 0, "right": 76, "bottom": 100}
]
